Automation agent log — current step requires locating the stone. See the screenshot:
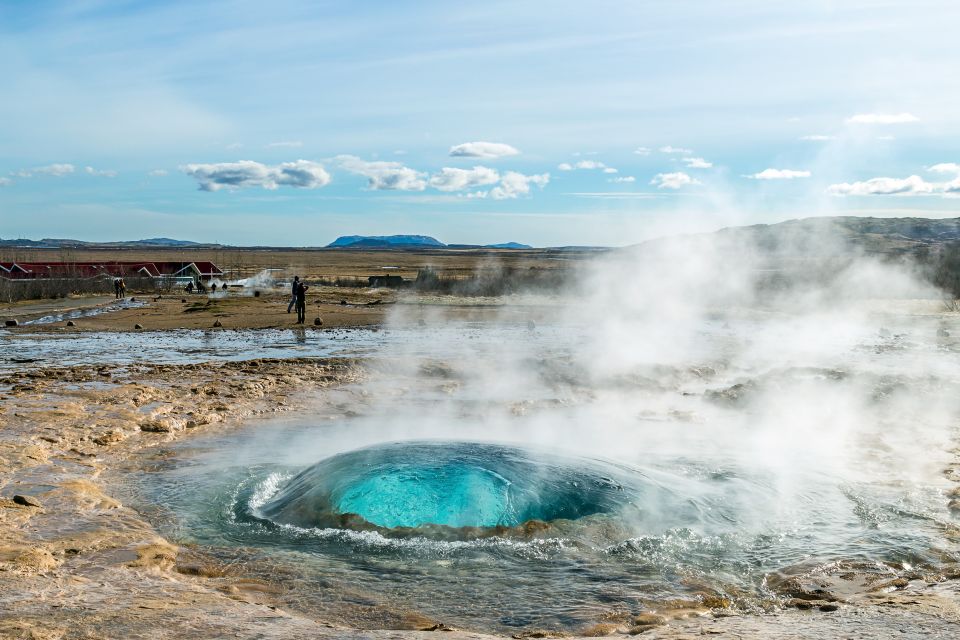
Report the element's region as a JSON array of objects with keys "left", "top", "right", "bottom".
[
  {"left": 4, "top": 319, "right": 18, "bottom": 327},
  {"left": 13, "top": 494, "right": 42, "bottom": 508},
  {"left": 93, "top": 429, "right": 127, "bottom": 446},
  {"left": 819, "top": 603, "right": 840, "bottom": 612},
  {"left": 313, "top": 317, "right": 323, "bottom": 326},
  {"left": 632, "top": 613, "right": 666, "bottom": 627},
  {"left": 140, "top": 417, "right": 183, "bottom": 433},
  {"left": 66, "top": 320, "right": 76, "bottom": 327},
  {"left": 213, "top": 320, "right": 222, "bottom": 327},
  {"left": 134, "top": 324, "right": 144, "bottom": 330}
]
